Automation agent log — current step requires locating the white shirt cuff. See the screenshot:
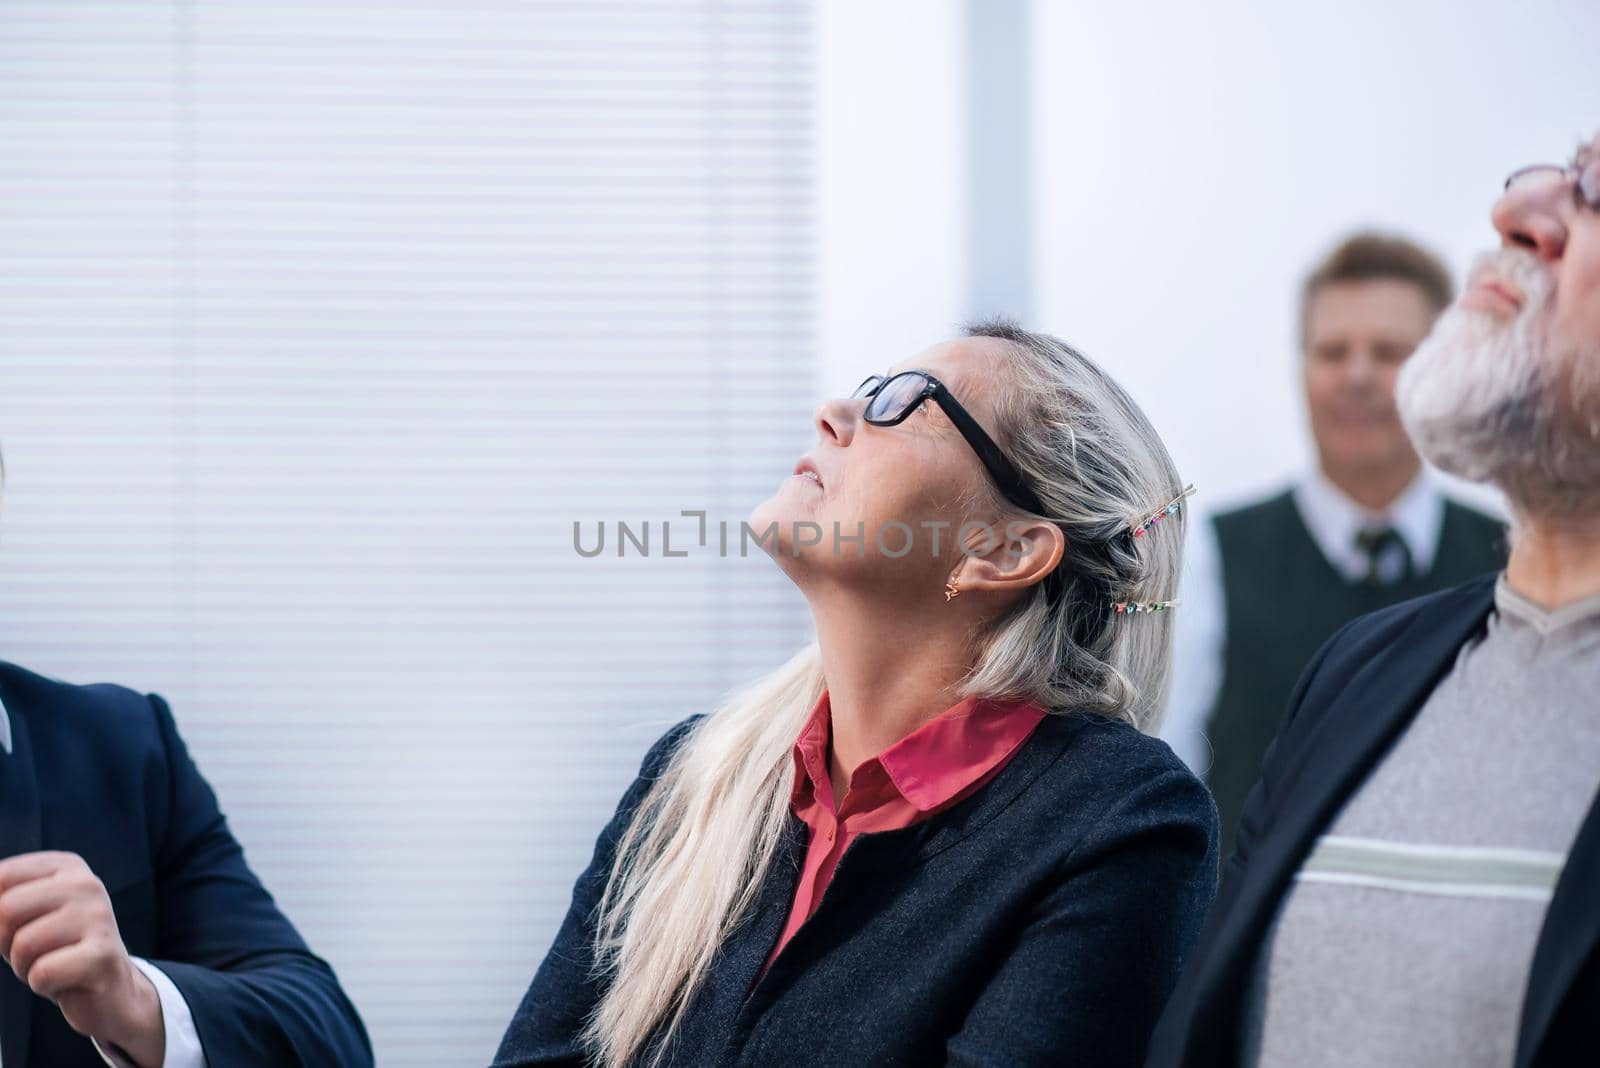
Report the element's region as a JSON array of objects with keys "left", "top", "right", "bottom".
[{"left": 92, "top": 957, "right": 208, "bottom": 1068}]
